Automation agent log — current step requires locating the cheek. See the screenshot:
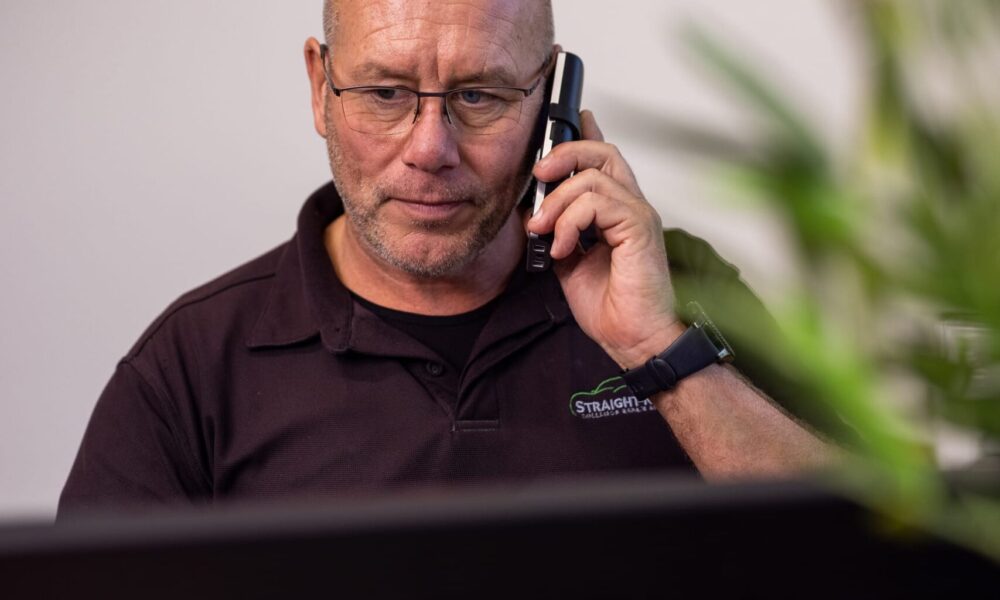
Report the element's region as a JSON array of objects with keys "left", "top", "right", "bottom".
[
  {"left": 337, "top": 128, "right": 399, "bottom": 176},
  {"left": 458, "top": 89, "right": 542, "bottom": 172},
  {"left": 460, "top": 128, "right": 536, "bottom": 180}
]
